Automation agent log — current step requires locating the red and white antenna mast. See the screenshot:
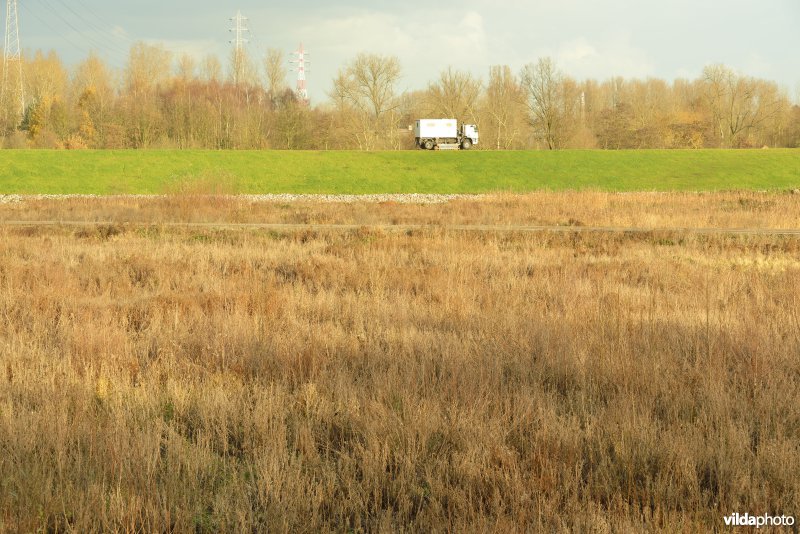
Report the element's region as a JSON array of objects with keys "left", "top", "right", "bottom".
[{"left": 290, "top": 43, "right": 310, "bottom": 104}]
